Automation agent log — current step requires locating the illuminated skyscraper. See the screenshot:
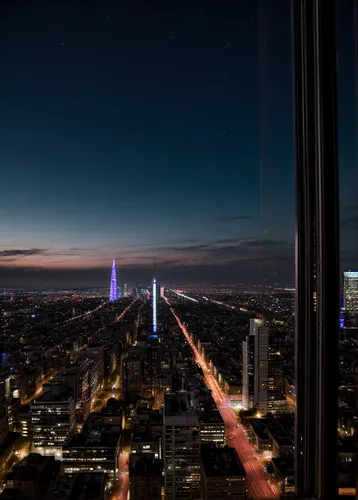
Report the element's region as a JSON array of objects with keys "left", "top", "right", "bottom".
[
  {"left": 109, "top": 258, "right": 118, "bottom": 302},
  {"left": 242, "top": 318, "right": 259, "bottom": 410},
  {"left": 152, "top": 277, "right": 157, "bottom": 335},
  {"left": 253, "top": 319, "right": 269, "bottom": 411},
  {"left": 343, "top": 270, "right": 358, "bottom": 313}
]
